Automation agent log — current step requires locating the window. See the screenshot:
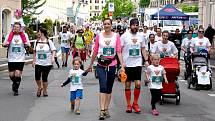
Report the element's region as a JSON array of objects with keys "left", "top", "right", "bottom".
[
  {"left": 90, "top": 13, "right": 92, "bottom": 16},
  {"left": 90, "top": 6, "right": 92, "bottom": 10},
  {"left": 94, "top": 13, "right": 96, "bottom": 16},
  {"left": 95, "top": 6, "right": 99, "bottom": 10},
  {"left": 95, "top": 0, "right": 99, "bottom": 3},
  {"left": 90, "top": 0, "right": 92, "bottom": 3}
]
